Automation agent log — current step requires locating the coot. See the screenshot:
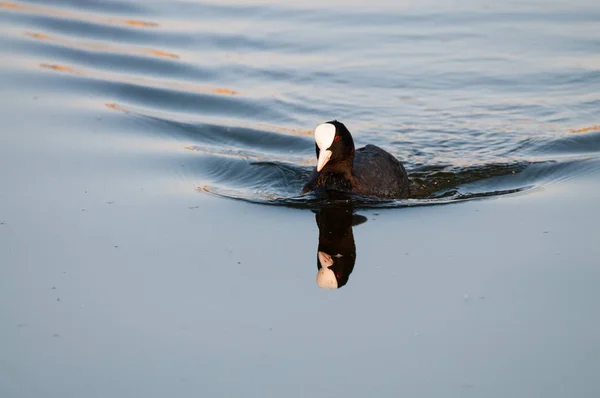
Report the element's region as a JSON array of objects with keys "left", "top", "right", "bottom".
[{"left": 302, "top": 120, "right": 410, "bottom": 199}]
